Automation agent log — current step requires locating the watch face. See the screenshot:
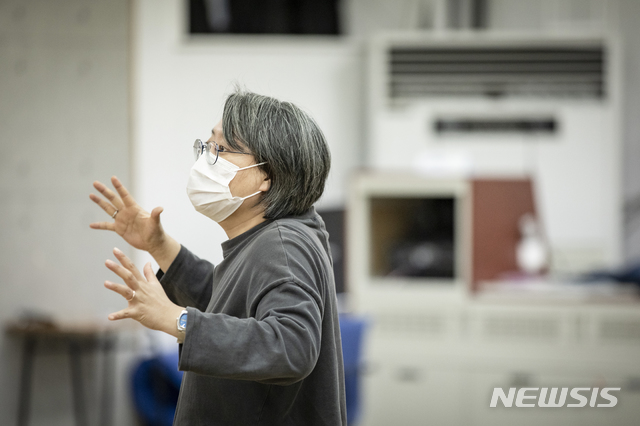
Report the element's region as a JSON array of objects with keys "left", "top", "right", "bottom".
[{"left": 179, "top": 313, "right": 188, "bottom": 329}]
